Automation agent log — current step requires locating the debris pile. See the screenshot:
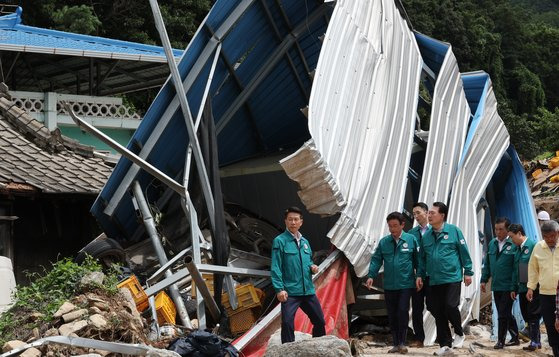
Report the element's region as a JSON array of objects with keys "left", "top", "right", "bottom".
[
  {"left": 525, "top": 151, "right": 559, "bottom": 197},
  {"left": 0, "top": 258, "right": 234, "bottom": 356}
]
